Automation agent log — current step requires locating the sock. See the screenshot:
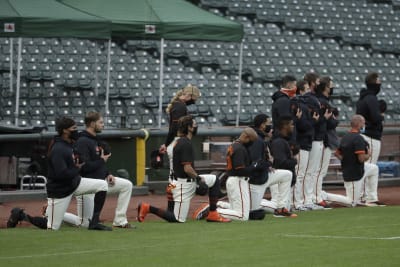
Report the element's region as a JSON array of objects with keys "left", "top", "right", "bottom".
[
  {"left": 91, "top": 190, "right": 107, "bottom": 224},
  {"left": 208, "top": 179, "right": 221, "bottom": 211},
  {"left": 149, "top": 206, "right": 177, "bottom": 223},
  {"left": 26, "top": 214, "right": 47, "bottom": 229}
]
